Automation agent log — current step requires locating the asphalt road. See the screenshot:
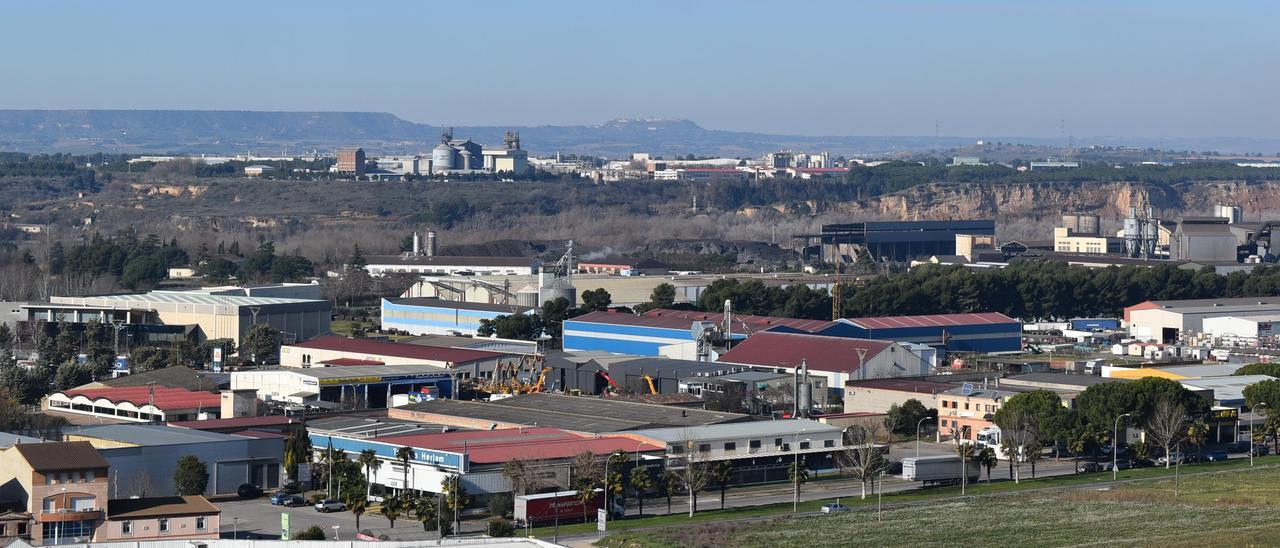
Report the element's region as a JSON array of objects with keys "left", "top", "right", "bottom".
[{"left": 217, "top": 440, "right": 1258, "bottom": 542}]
